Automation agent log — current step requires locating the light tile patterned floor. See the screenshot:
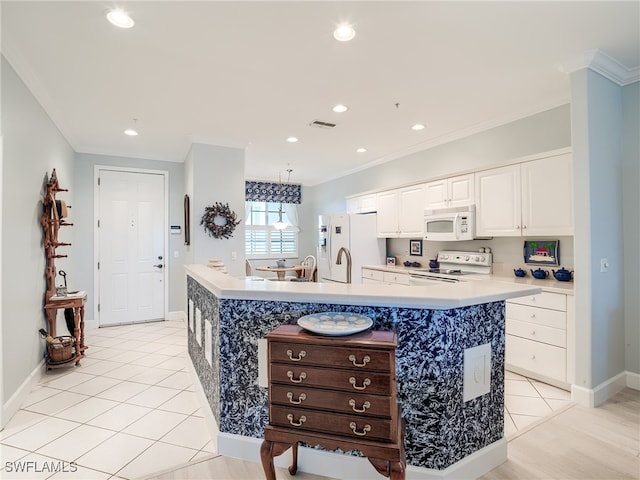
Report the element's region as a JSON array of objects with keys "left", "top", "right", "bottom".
[
  {"left": 504, "top": 370, "right": 572, "bottom": 437},
  {"left": 0, "top": 318, "right": 215, "bottom": 480},
  {"left": 0, "top": 317, "right": 572, "bottom": 479}
]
